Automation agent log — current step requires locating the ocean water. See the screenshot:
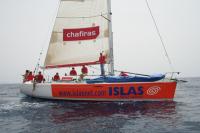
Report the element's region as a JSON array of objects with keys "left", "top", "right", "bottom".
[{"left": 0, "top": 78, "right": 200, "bottom": 133}]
